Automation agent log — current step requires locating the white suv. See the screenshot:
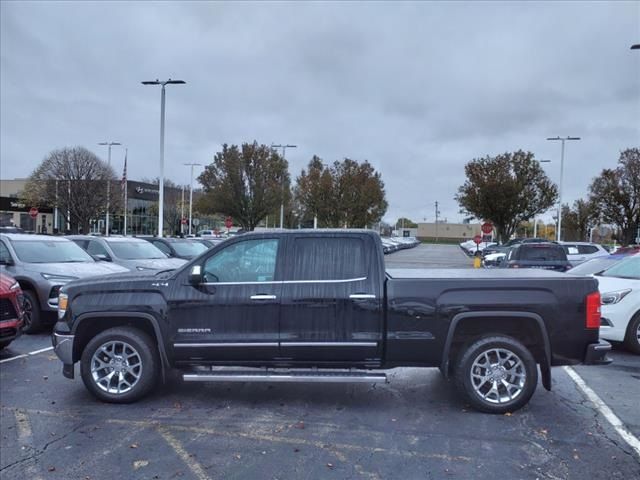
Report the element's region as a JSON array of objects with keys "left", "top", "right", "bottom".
[{"left": 561, "top": 242, "right": 609, "bottom": 266}]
